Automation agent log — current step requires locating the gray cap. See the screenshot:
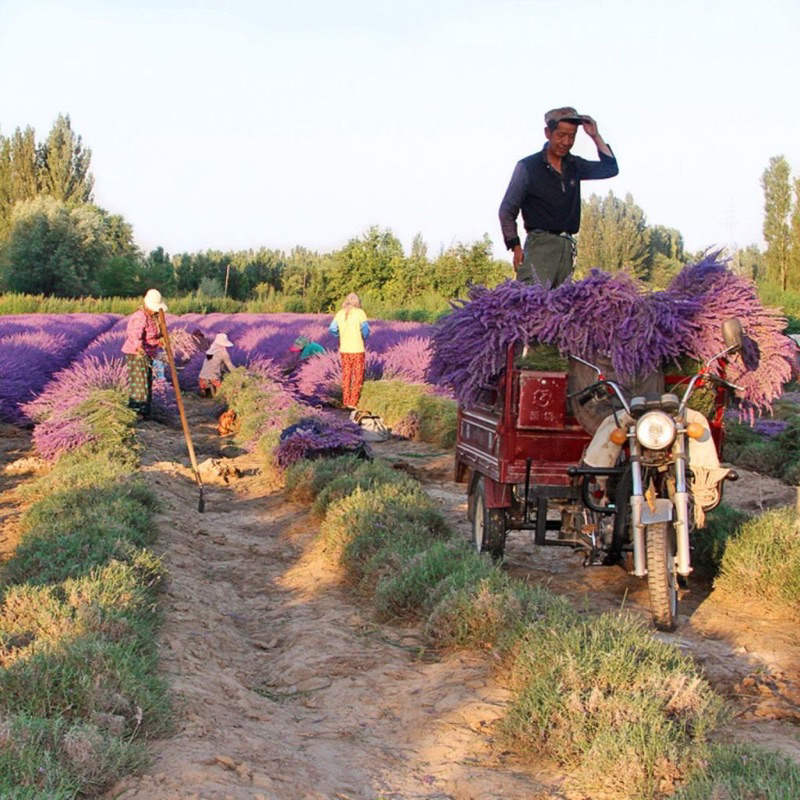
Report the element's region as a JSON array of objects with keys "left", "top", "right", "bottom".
[{"left": 544, "top": 106, "right": 587, "bottom": 125}]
